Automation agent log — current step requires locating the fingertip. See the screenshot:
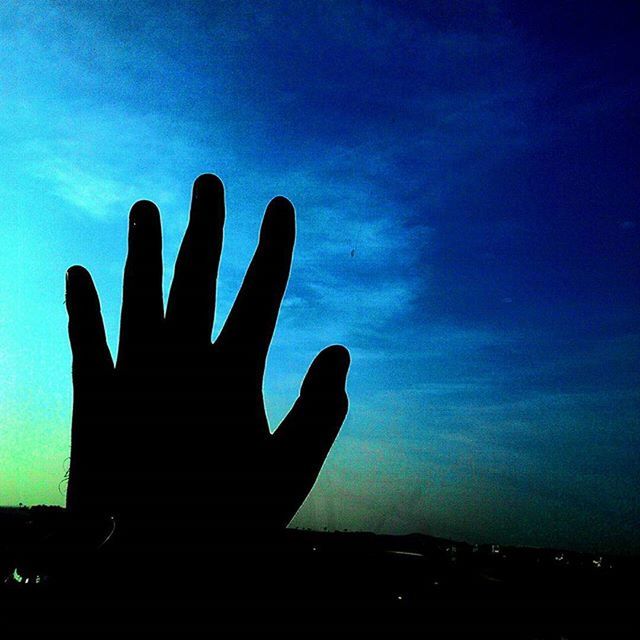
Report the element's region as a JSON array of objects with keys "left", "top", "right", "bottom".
[
  {"left": 317, "top": 345, "right": 351, "bottom": 381},
  {"left": 269, "top": 196, "right": 295, "bottom": 226},
  {"left": 131, "top": 198, "right": 159, "bottom": 210},
  {"left": 66, "top": 265, "right": 94, "bottom": 299},
  {"left": 193, "top": 173, "right": 224, "bottom": 199},
  {"left": 269, "top": 195, "right": 294, "bottom": 212},
  {"left": 323, "top": 344, "right": 351, "bottom": 369},
  {"left": 302, "top": 344, "right": 351, "bottom": 396},
  {"left": 66, "top": 264, "right": 91, "bottom": 286},
  {"left": 261, "top": 195, "right": 295, "bottom": 245},
  {"left": 65, "top": 265, "right": 99, "bottom": 314},
  {"left": 130, "top": 200, "right": 160, "bottom": 228},
  {"left": 190, "top": 174, "right": 225, "bottom": 228}
]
